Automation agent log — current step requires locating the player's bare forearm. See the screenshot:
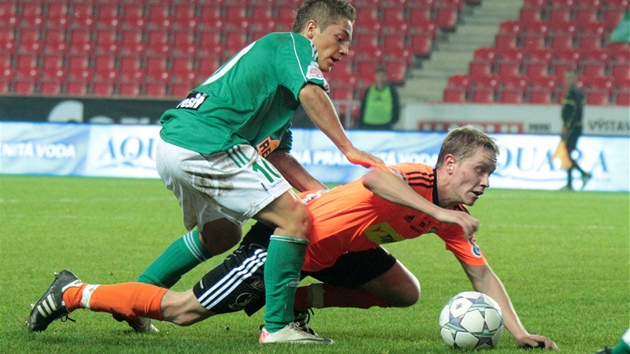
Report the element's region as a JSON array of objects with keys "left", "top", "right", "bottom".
[
  {"left": 267, "top": 150, "right": 326, "bottom": 192},
  {"left": 299, "top": 84, "right": 383, "bottom": 168},
  {"left": 462, "top": 263, "right": 558, "bottom": 350},
  {"left": 363, "top": 168, "right": 478, "bottom": 237}
]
